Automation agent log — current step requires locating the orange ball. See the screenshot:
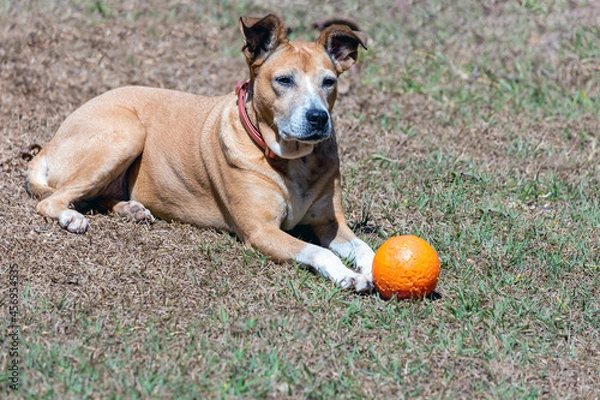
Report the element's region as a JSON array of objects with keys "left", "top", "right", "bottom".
[{"left": 373, "top": 235, "right": 440, "bottom": 299}]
